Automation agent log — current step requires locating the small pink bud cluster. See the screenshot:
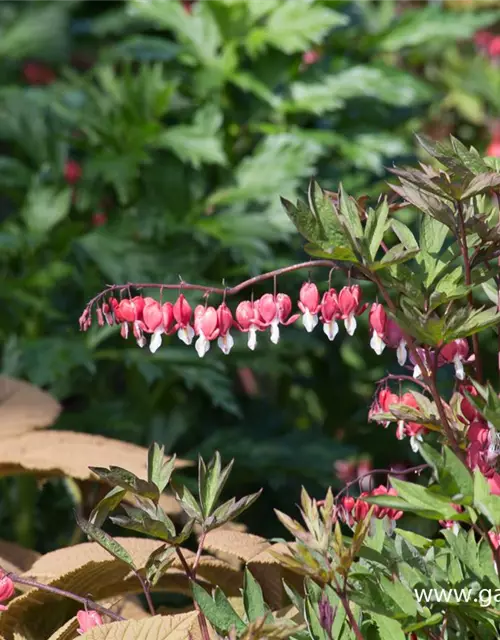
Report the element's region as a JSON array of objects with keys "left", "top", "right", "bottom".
[
  {"left": 0, "top": 571, "right": 15, "bottom": 611},
  {"left": 77, "top": 610, "right": 103, "bottom": 634},
  {"left": 370, "top": 388, "right": 427, "bottom": 452},
  {"left": 339, "top": 486, "right": 403, "bottom": 526}
]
